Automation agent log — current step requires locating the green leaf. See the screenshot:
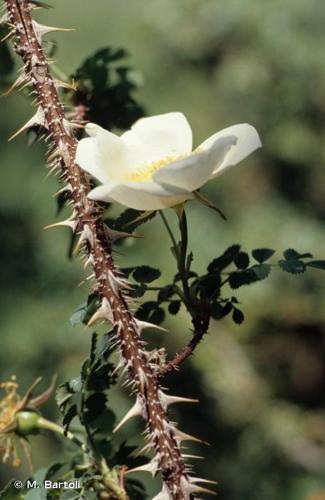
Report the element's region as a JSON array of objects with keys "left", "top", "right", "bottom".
[
  {"left": 198, "top": 273, "right": 221, "bottom": 300},
  {"left": 56, "top": 385, "right": 73, "bottom": 411},
  {"left": 229, "top": 264, "right": 271, "bottom": 288},
  {"left": 120, "top": 267, "right": 136, "bottom": 278},
  {"left": 210, "top": 303, "right": 223, "bottom": 320},
  {"left": 306, "top": 260, "right": 325, "bottom": 270},
  {"left": 56, "top": 190, "right": 71, "bottom": 215},
  {"left": 62, "top": 404, "right": 78, "bottom": 431},
  {"left": 81, "top": 359, "right": 91, "bottom": 383},
  {"left": 251, "top": 264, "right": 271, "bottom": 280},
  {"left": 0, "top": 35, "right": 14, "bottom": 80},
  {"left": 71, "top": 47, "right": 144, "bottom": 130},
  {"left": 84, "top": 393, "right": 107, "bottom": 424},
  {"left": 26, "top": 127, "right": 43, "bottom": 148},
  {"left": 129, "top": 285, "right": 146, "bottom": 298},
  {"left": 207, "top": 245, "right": 240, "bottom": 272},
  {"left": 234, "top": 251, "right": 250, "bottom": 269},
  {"left": 70, "top": 301, "right": 87, "bottom": 327},
  {"left": 92, "top": 330, "right": 116, "bottom": 362},
  {"left": 60, "top": 492, "right": 82, "bottom": 500},
  {"left": 0, "top": 480, "right": 26, "bottom": 499},
  {"left": 133, "top": 266, "right": 161, "bottom": 283},
  {"left": 25, "top": 490, "right": 46, "bottom": 500},
  {"left": 232, "top": 308, "right": 245, "bottom": 325},
  {"left": 279, "top": 259, "right": 306, "bottom": 274},
  {"left": 96, "top": 438, "right": 114, "bottom": 462},
  {"left": 70, "top": 294, "right": 101, "bottom": 327},
  {"left": 283, "top": 248, "right": 301, "bottom": 260},
  {"left": 87, "top": 361, "right": 116, "bottom": 392},
  {"left": 283, "top": 249, "right": 312, "bottom": 261},
  {"left": 136, "top": 302, "right": 165, "bottom": 325},
  {"left": 113, "top": 442, "right": 144, "bottom": 469},
  {"left": 91, "top": 408, "right": 116, "bottom": 434},
  {"left": 45, "top": 462, "right": 67, "bottom": 480},
  {"left": 90, "top": 332, "right": 99, "bottom": 364},
  {"left": 158, "top": 285, "right": 175, "bottom": 302},
  {"left": 211, "top": 302, "right": 233, "bottom": 320},
  {"left": 168, "top": 301, "right": 181, "bottom": 315},
  {"left": 252, "top": 248, "right": 275, "bottom": 263},
  {"left": 25, "top": 469, "right": 48, "bottom": 500},
  {"left": 114, "top": 209, "right": 156, "bottom": 232},
  {"left": 125, "top": 478, "right": 148, "bottom": 500}
]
